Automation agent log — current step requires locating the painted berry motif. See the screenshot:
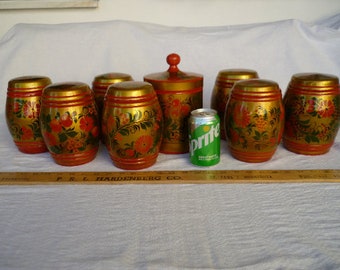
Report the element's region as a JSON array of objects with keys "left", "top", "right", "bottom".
[
  {"left": 226, "top": 103, "right": 283, "bottom": 151},
  {"left": 6, "top": 99, "right": 43, "bottom": 141},
  {"left": 40, "top": 104, "right": 99, "bottom": 154},
  {"left": 285, "top": 95, "right": 340, "bottom": 144}
]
